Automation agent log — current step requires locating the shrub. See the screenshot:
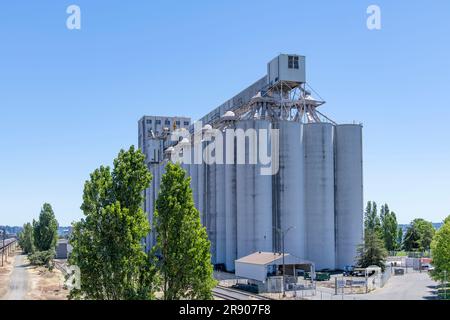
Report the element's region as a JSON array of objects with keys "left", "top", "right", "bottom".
[{"left": 28, "top": 249, "right": 55, "bottom": 268}]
